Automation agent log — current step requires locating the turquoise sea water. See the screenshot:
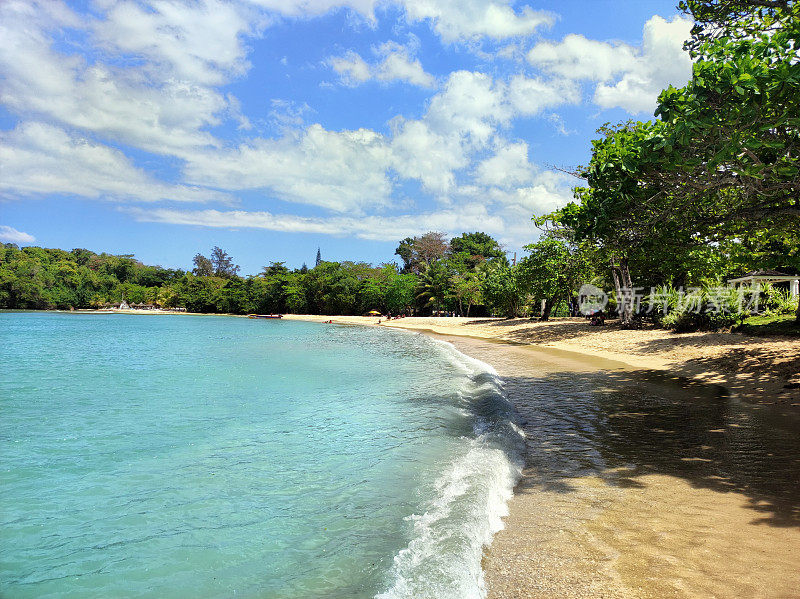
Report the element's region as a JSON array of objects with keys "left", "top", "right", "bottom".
[{"left": 0, "top": 313, "right": 523, "bottom": 599}]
